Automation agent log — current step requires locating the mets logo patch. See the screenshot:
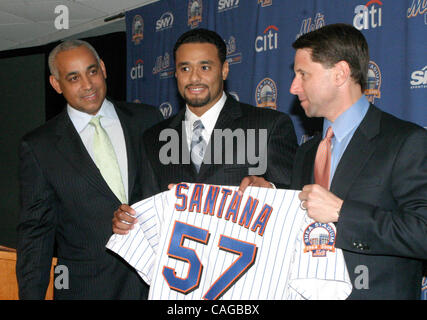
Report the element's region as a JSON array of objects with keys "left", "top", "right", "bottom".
[{"left": 303, "top": 222, "right": 336, "bottom": 257}]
